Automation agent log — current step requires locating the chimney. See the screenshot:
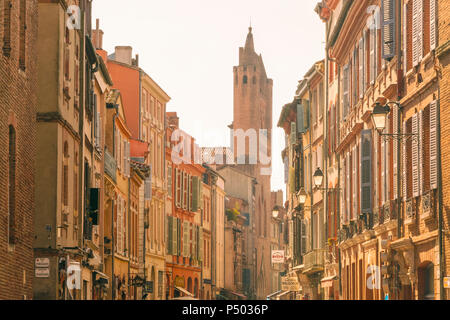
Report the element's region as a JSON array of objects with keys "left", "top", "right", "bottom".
[
  {"left": 167, "top": 112, "right": 179, "bottom": 128},
  {"left": 114, "top": 46, "right": 133, "bottom": 65},
  {"left": 92, "top": 19, "right": 104, "bottom": 49},
  {"left": 132, "top": 54, "right": 139, "bottom": 67}
]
